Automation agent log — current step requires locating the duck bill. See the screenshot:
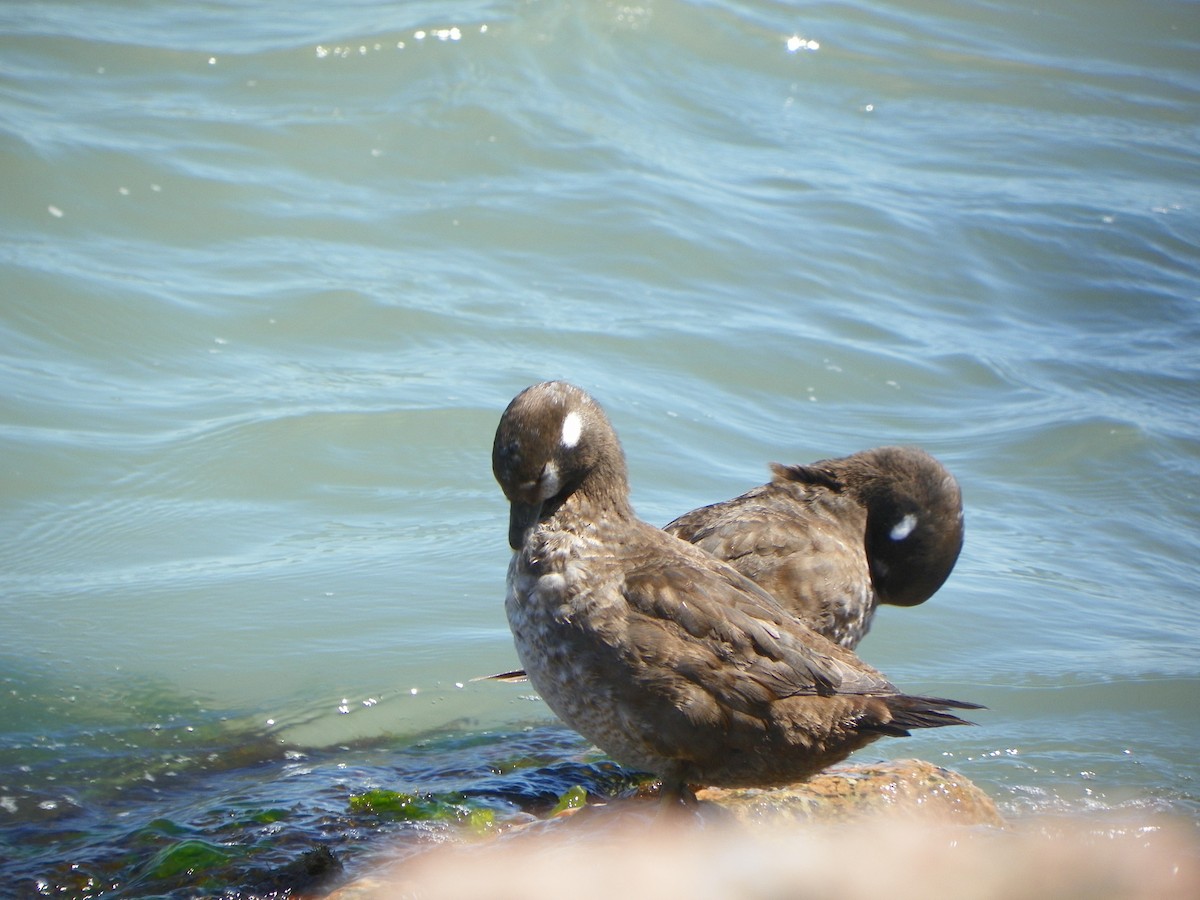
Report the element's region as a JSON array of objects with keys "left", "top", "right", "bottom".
[{"left": 507, "top": 500, "right": 543, "bottom": 550}]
